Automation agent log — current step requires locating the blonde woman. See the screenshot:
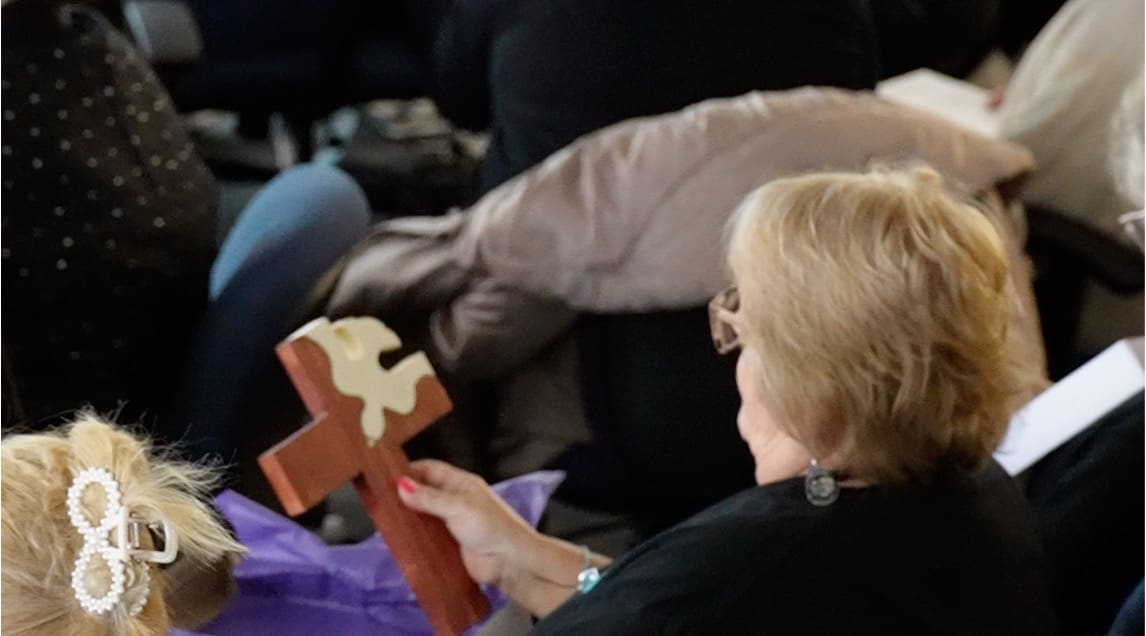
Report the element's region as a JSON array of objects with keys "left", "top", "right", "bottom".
[{"left": 396, "top": 166, "right": 1058, "bottom": 634}]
